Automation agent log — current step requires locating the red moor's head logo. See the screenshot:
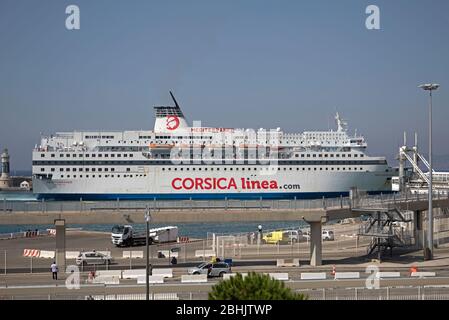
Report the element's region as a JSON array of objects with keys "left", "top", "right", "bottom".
[{"left": 166, "top": 116, "right": 180, "bottom": 130}]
